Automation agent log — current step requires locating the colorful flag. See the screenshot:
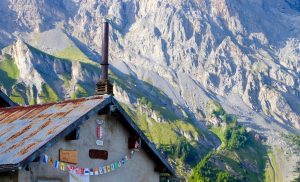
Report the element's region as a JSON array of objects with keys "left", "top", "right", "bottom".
[
  {"left": 131, "top": 150, "right": 135, "bottom": 159},
  {"left": 84, "top": 168, "right": 89, "bottom": 175},
  {"left": 103, "top": 166, "right": 107, "bottom": 174},
  {"left": 48, "top": 158, "right": 54, "bottom": 166},
  {"left": 94, "top": 167, "right": 99, "bottom": 175},
  {"left": 125, "top": 155, "right": 129, "bottom": 162},
  {"left": 110, "top": 163, "right": 115, "bottom": 171},
  {"left": 75, "top": 167, "right": 81, "bottom": 175},
  {"left": 80, "top": 168, "right": 85, "bottom": 175},
  {"left": 54, "top": 160, "right": 60, "bottom": 169},
  {"left": 114, "top": 162, "right": 118, "bottom": 169},
  {"left": 60, "top": 162, "right": 65, "bottom": 171},
  {"left": 107, "top": 165, "right": 111, "bottom": 173},
  {"left": 135, "top": 141, "right": 140, "bottom": 151},
  {"left": 42, "top": 154, "right": 48, "bottom": 164},
  {"left": 99, "top": 167, "right": 103, "bottom": 174},
  {"left": 75, "top": 167, "right": 82, "bottom": 175},
  {"left": 89, "top": 168, "right": 94, "bottom": 176},
  {"left": 67, "top": 165, "right": 76, "bottom": 172},
  {"left": 118, "top": 161, "right": 122, "bottom": 167},
  {"left": 121, "top": 158, "right": 125, "bottom": 165}
]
